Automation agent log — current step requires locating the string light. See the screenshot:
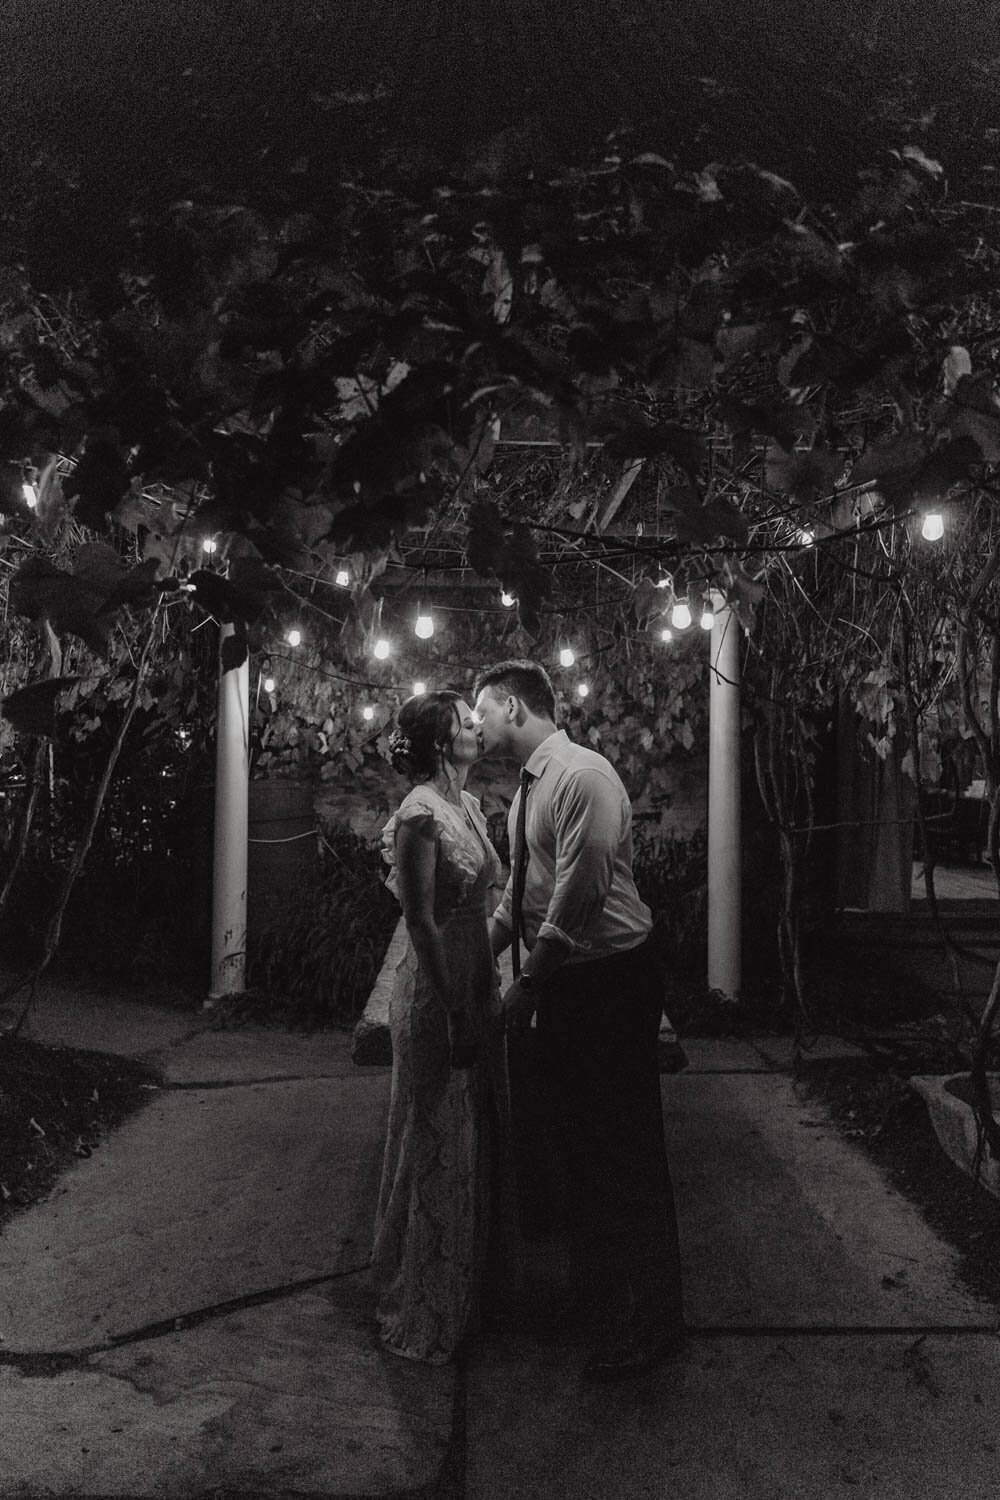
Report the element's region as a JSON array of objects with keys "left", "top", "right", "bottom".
[
  {"left": 921, "top": 512, "right": 944, "bottom": 542},
  {"left": 263, "top": 676, "right": 276, "bottom": 693},
  {"left": 670, "top": 600, "right": 692, "bottom": 630},
  {"left": 576, "top": 682, "right": 590, "bottom": 698},
  {"left": 335, "top": 568, "right": 350, "bottom": 587},
  {"left": 660, "top": 627, "right": 674, "bottom": 644},
  {"left": 559, "top": 647, "right": 575, "bottom": 667},
  {"left": 21, "top": 481, "right": 37, "bottom": 509},
  {"left": 362, "top": 705, "right": 375, "bottom": 721},
  {"left": 286, "top": 628, "right": 302, "bottom": 647},
  {"left": 500, "top": 590, "right": 516, "bottom": 608},
  {"left": 414, "top": 611, "right": 434, "bottom": 639},
  {"left": 202, "top": 538, "right": 218, "bottom": 554},
  {"left": 413, "top": 680, "right": 427, "bottom": 696},
  {"left": 700, "top": 604, "right": 715, "bottom": 631},
  {"left": 373, "top": 638, "right": 391, "bottom": 660}
]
